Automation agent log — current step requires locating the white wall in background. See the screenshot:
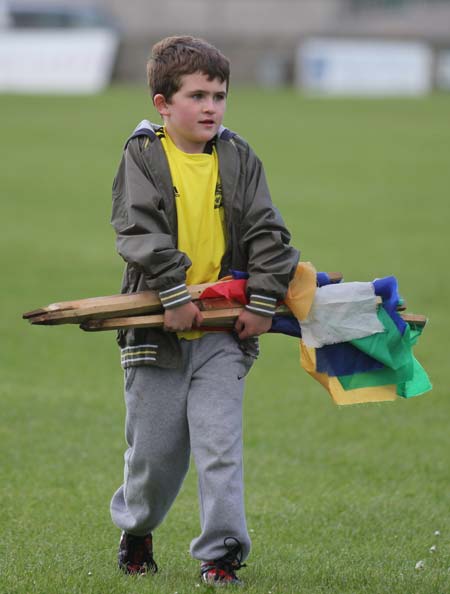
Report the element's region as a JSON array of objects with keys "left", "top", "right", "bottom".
[
  {"left": 0, "top": 29, "right": 119, "bottom": 93},
  {"left": 297, "top": 38, "right": 433, "bottom": 96}
]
